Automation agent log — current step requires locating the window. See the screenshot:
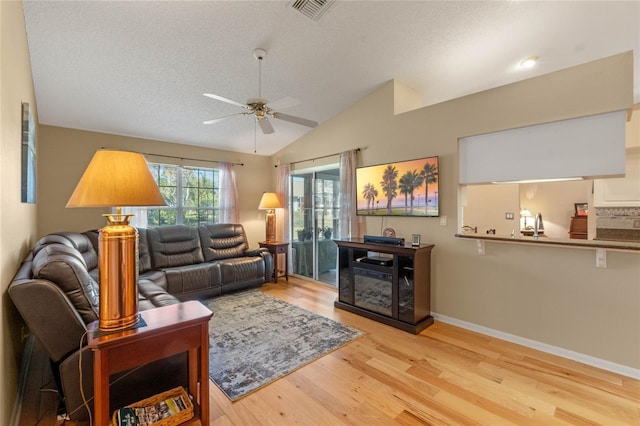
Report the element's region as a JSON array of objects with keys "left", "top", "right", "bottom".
[{"left": 145, "top": 163, "right": 220, "bottom": 227}]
